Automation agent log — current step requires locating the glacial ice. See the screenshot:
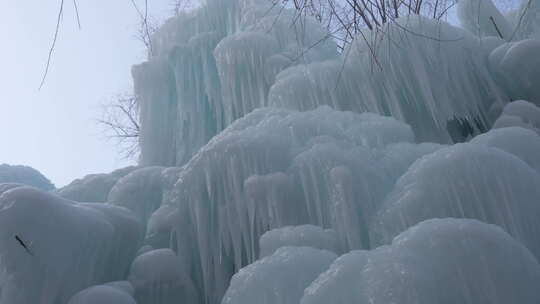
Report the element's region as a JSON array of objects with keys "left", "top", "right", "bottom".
[
  {"left": 301, "top": 218, "right": 540, "bottom": 304},
  {"left": 458, "top": 0, "right": 513, "bottom": 39},
  {"left": 222, "top": 246, "right": 337, "bottom": 304}
]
